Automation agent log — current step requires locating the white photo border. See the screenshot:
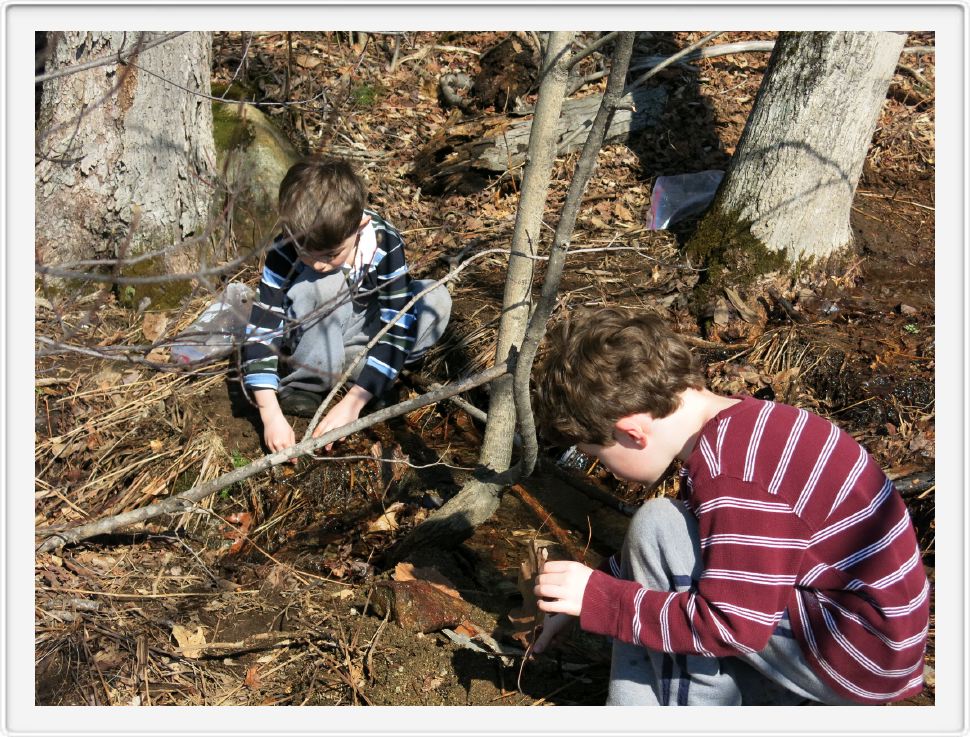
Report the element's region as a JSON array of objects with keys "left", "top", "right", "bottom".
[{"left": 6, "top": 2, "right": 965, "bottom": 735}]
